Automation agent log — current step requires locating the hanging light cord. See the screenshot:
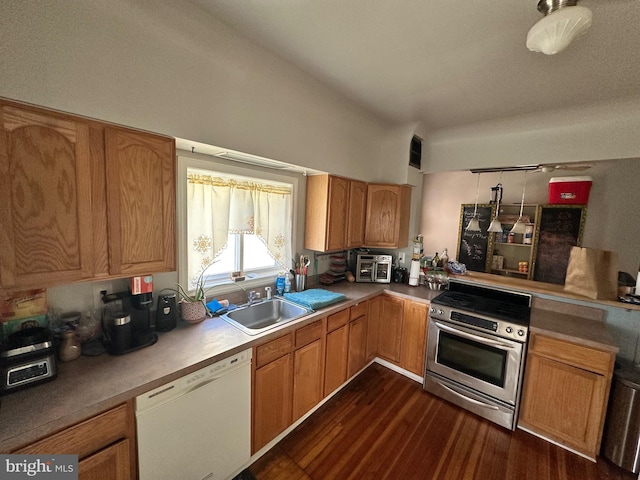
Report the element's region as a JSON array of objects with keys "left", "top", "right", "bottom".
[
  {"left": 518, "top": 172, "right": 527, "bottom": 218},
  {"left": 473, "top": 173, "right": 480, "bottom": 216}
]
